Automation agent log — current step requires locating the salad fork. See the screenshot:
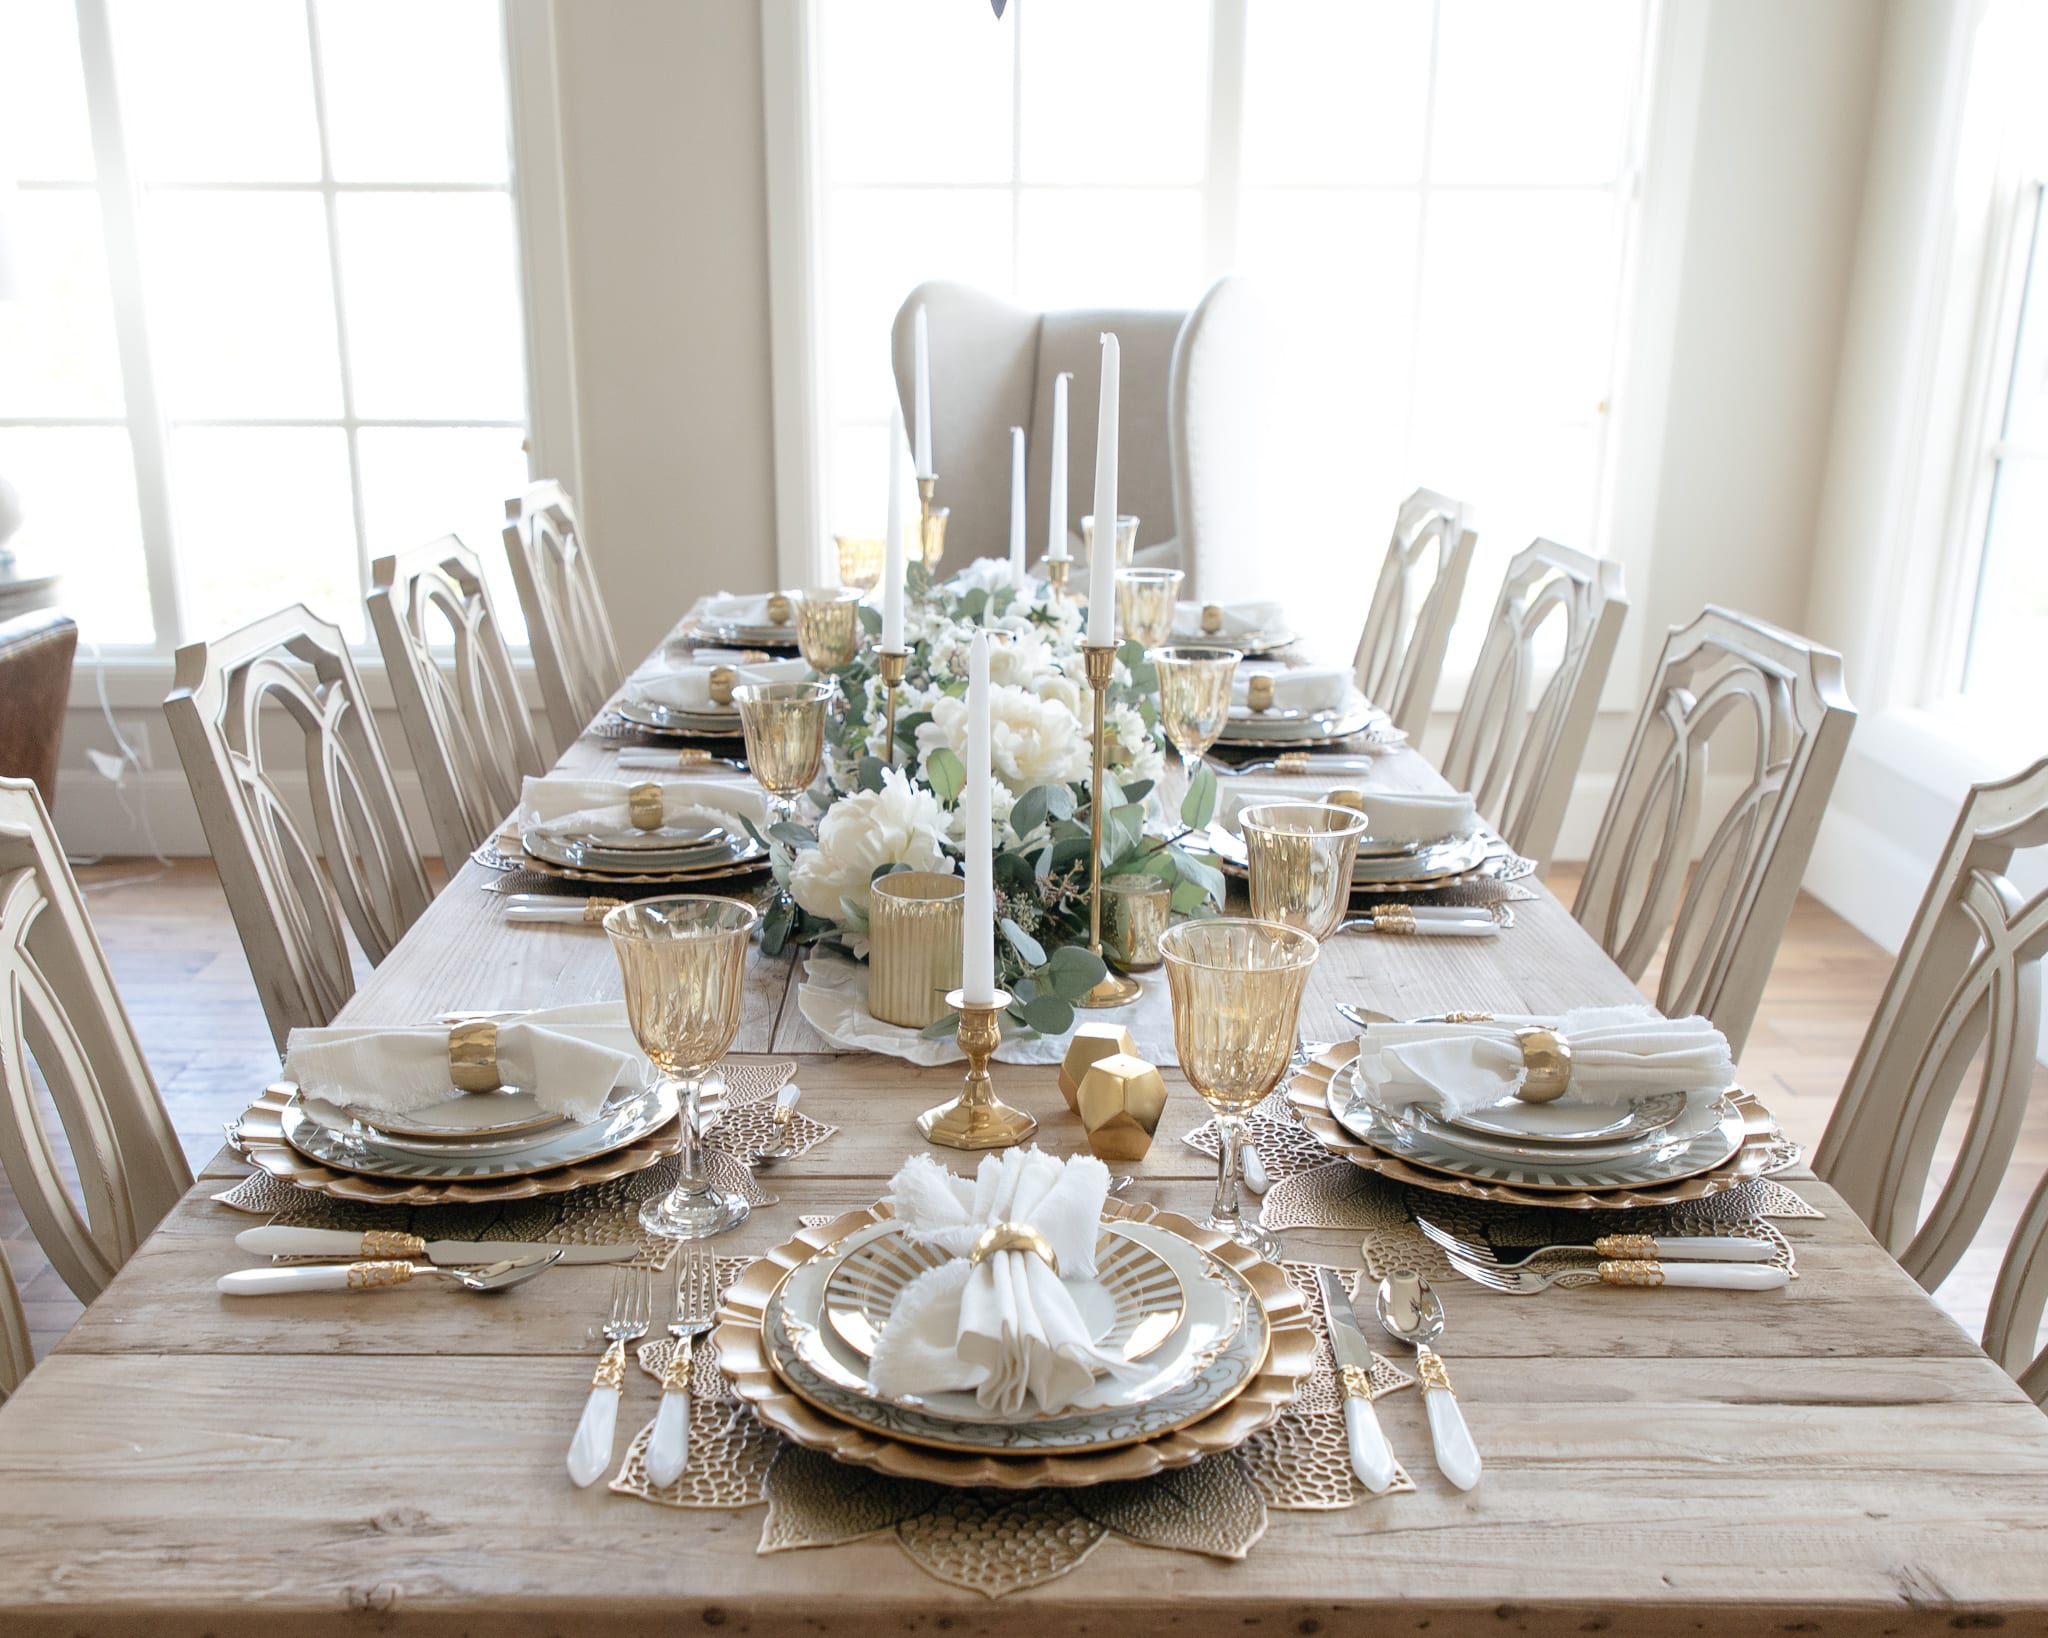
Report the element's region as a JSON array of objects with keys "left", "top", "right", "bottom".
[
  {"left": 1414, "top": 1215, "right": 1775, "bottom": 1268},
  {"left": 1445, "top": 1249, "right": 1789, "bottom": 1293},
  {"left": 644, "top": 1251, "right": 722, "bottom": 1488},
  {"left": 567, "top": 1266, "right": 653, "bottom": 1487}
]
